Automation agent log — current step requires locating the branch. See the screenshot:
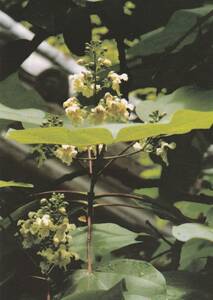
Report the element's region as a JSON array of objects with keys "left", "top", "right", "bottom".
[
  {"left": 49, "top": 169, "right": 87, "bottom": 188},
  {"left": 94, "top": 192, "right": 188, "bottom": 223},
  {"left": 75, "top": 148, "right": 143, "bottom": 161},
  {"left": 97, "top": 141, "right": 136, "bottom": 176},
  {"left": 180, "top": 193, "right": 213, "bottom": 205},
  {"left": 103, "top": 166, "right": 160, "bottom": 189},
  {"left": 30, "top": 190, "right": 88, "bottom": 201}
]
